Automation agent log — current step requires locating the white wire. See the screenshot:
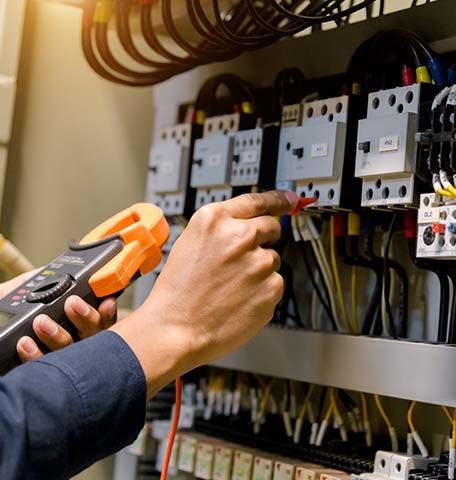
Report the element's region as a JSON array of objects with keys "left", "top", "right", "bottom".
[
  {"left": 432, "top": 86, "right": 451, "bottom": 110},
  {"left": 447, "top": 84, "right": 456, "bottom": 106},
  {"left": 298, "top": 215, "right": 343, "bottom": 332}
]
